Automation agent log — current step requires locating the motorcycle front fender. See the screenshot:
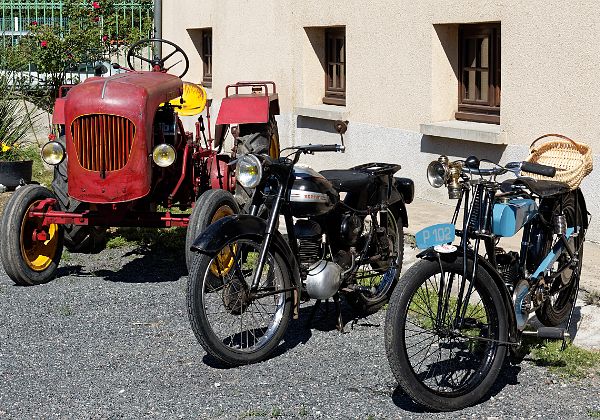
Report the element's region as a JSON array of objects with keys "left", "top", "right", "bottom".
[
  {"left": 417, "top": 247, "right": 518, "bottom": 344},
  {"left": 190, "top": 214, "right": 301, "bottom": 288}
]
